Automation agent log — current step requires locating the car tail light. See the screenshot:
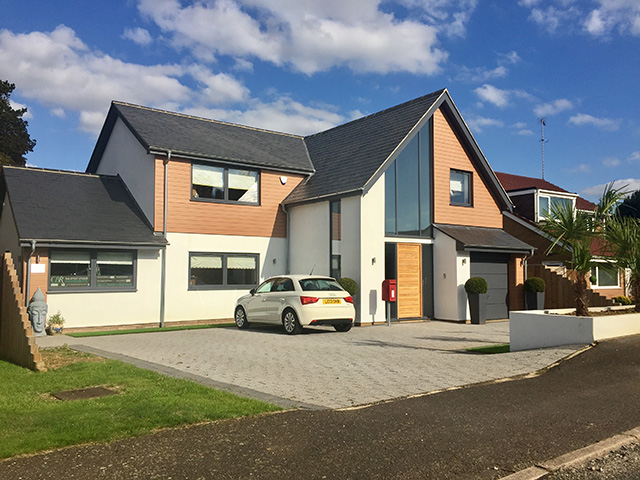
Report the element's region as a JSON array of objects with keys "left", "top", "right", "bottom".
[
  {"left": 300, "top": 296, "right": 319, "bottom": 305},
  {"left": 344, "top": 296, "right": 354, "bottom": 304}
]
